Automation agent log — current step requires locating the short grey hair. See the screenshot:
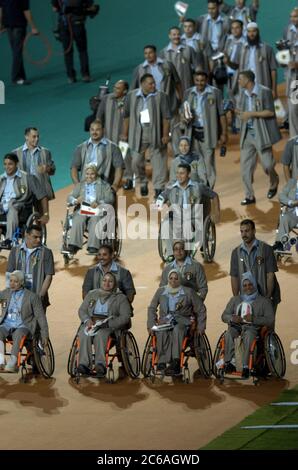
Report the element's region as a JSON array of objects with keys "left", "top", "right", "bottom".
[{"left": 10, "top": 270, "right": 25, "bottom": 286}]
